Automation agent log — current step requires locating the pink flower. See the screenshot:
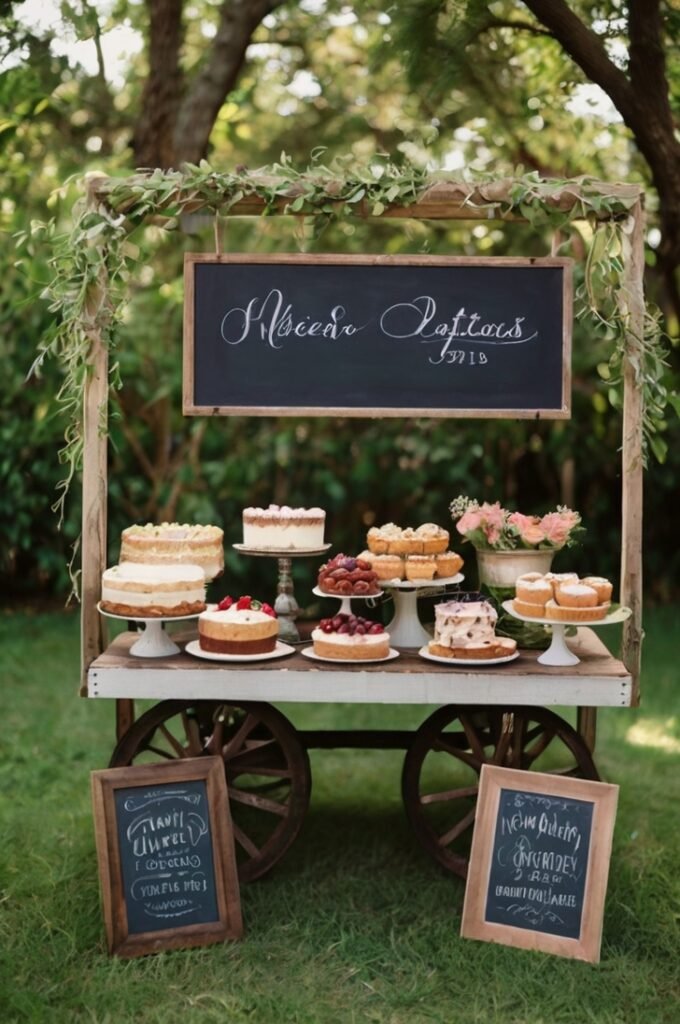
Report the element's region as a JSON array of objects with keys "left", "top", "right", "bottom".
[
  {"left": 456, "top": 508, "right": 483, "bottom": 536},
  {"left": 508, "top": 512, "right": 546, "bottom": 546},
  {"left": 540, "top": 511, "right": 575, "bottom": 548}
]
